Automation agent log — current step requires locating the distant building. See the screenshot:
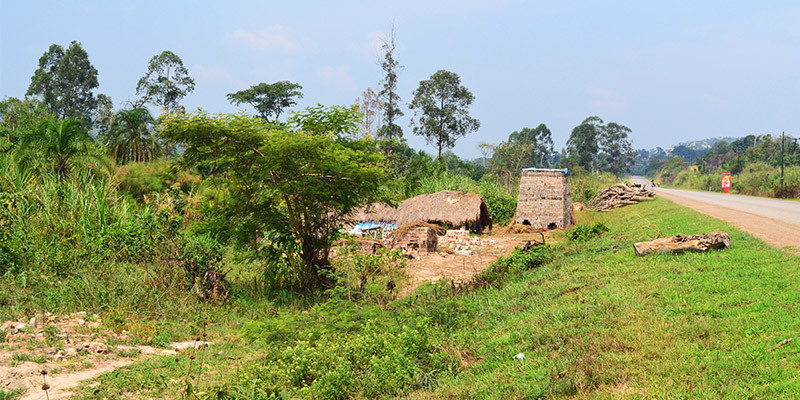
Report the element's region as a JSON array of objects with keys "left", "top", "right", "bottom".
[{"left": 514, "top": 168, "right": 572, "bottom": 229}]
